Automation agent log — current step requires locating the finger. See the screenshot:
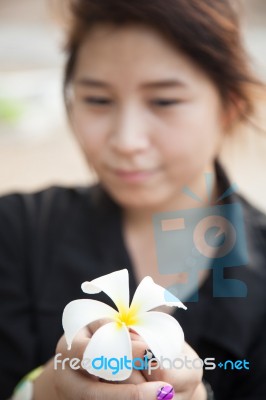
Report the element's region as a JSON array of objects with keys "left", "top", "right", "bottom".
[
  {"left": 121, "top": 337, "right": 149, "bottom": 384},
  {"left": 141, "top": 342, "right": 203, "bottom": 394},
  {"left": 115, "top": 369, "right": 146, "bottom": 385},
  {"left": 87, "top": 318, "right": 114, "bottom": 336},
  {"left": 55, "top": 330, "right": 89, "bottom": 371},
  {"left": 56, "top": 330, "right": 104, "bottom": 380},
  {"left": 98, "top": 380, "right": 176, "bottom": 400},
  {"left": 56, "top": 367, "right": 175, "bottom": 400}
]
